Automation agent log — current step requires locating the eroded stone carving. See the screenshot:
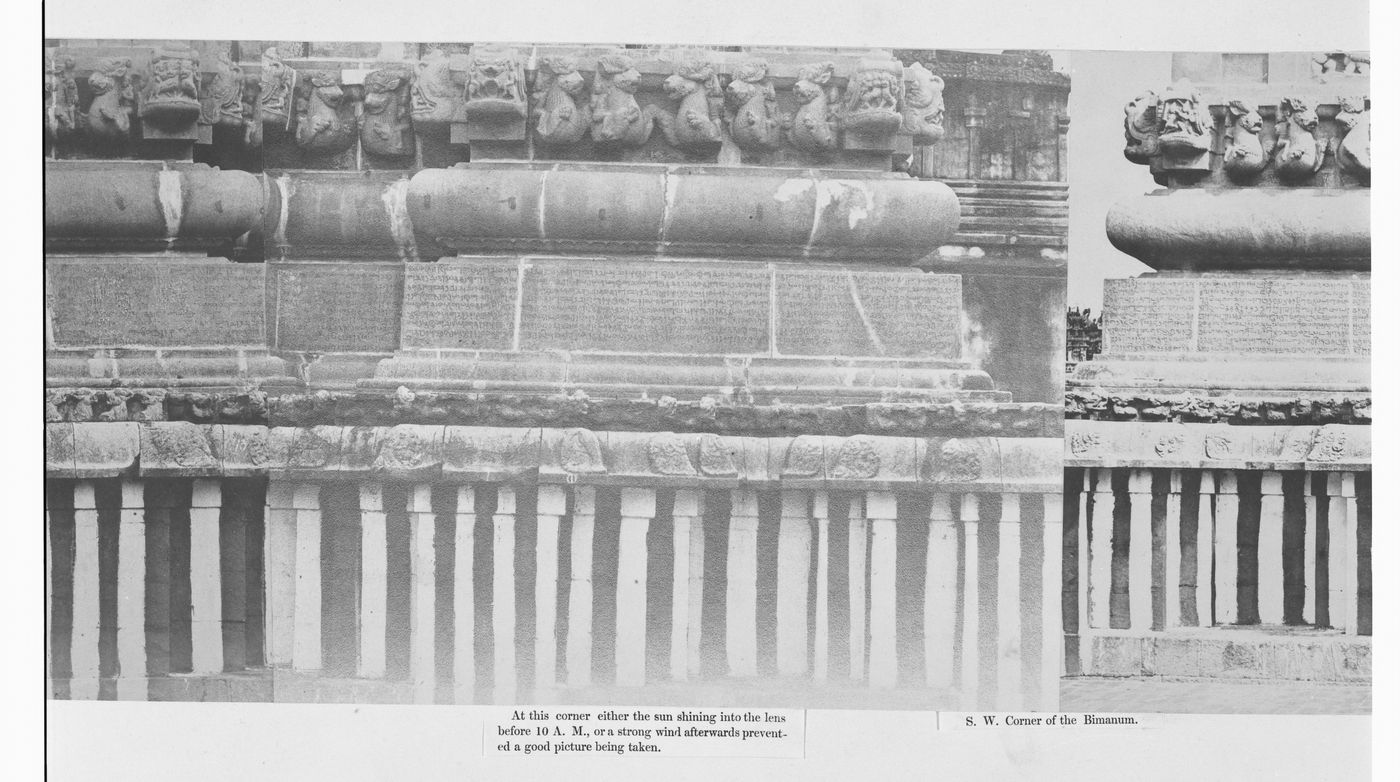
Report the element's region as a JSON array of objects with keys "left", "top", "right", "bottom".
[
  {"left": 205, "top": 53, "right": 246, "bottom": 127},
  {"left": 782, "top": 436, "right": 824, "bottom": 477},
  {"left": 362, "top": 68, "right": 415, "bottom": 157},
  {"left": 1312, "top": 51, "right": 1369, "bottom": 78},
  {"left": 86, "top": 57, "right": 135, "bottom": 142},
  {"left": 901, "top": 62, "right": 945, "bottom": 145},
  {"left": 410, "top": 48, "right": 457, "bottom": 125},
  {"left": 463, "top": 44, "right": 527, "bottom": 127},
  {"left": 295, "top": 71, "right": 357, "bottom": 152},
  {"left": 647, "top": 433, "right": 697, "bottom": 475},
  {"left": 1068, "top": 431, "right": 1102, "bottom": 455},
  {"left": 832, "top": 435, "right": 880, "bottom": 479},
  {"left": 1335, "top": 95, "right": 1370, "bottom": 180},
  {"left": 46, "top": 54, "right": 79, "bottom": 147},
  {"left": 1273, "top": 96, "right": 1325, "bottom": 181},
  {"left": 1203, "top": 434, "right": 1234, "bottom": 460},
  {"left": 788, "top": 62, "right": 838, "bottom": 152},
  {"left": 658, "top": 50, "right": 724, "bottom": 153},
  {"left": 533, "top": 54, "right": 591, "bottom": 146},
  {"left": 725, "top": 59, "right": 781, "bottom": 153},
  {"left": 841, "top": 59, "right": 904, "bottom": 146},
  {"left": 1222, "top": 100, "right": 1267, "bottom": 180},
  {"left": 1154, "top": 433, "right": 1185, "bottom": 457},
  {"left": 697, "top": 434, "right": 738, "bottom": 476},
  {"left": 935, "top": 440, "right": 981, "bottom": 482},
  {"left": 1156, "top": 79, "right": 1210, "bottom": 154},
  {"left": 559, "top": 428, "right": 606, "bottom": 473},
  {"left": 1308, "top": 429, "right": 1349, "bottom": 462},
  {"left": 1122, "top": 90, "right": 1160, "bottom": 164},
  {"left": 258, "top": 47, "right": 295, "bottom": 130},
  {"left": 140, "top": 47, "right": 202, "bottom": 132},
  {"left": 590, "top": 50, "right": 652, "bottom": 147}
]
